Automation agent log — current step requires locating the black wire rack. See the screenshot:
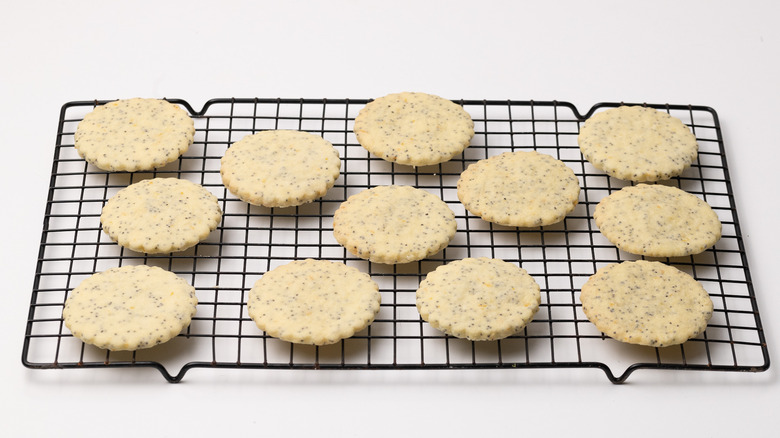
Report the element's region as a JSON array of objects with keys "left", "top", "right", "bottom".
[{"left": 22, "top": 97, "right": 769, "bottom": 383}]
